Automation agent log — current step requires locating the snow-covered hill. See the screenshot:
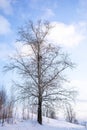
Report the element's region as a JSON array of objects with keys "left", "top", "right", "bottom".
[{"left": 0, "top": 118, "right": 86, "bottom": 130}]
